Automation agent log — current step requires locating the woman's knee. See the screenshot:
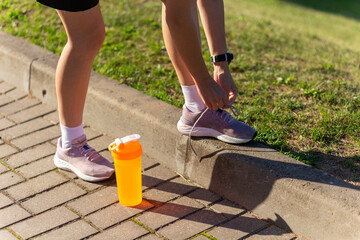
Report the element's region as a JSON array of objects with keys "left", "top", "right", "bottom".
[
  {"left": 162, "top": 0, "right": 197, "bottom": 28},
  {"left": 68, "top": 25, "right": 105, "bottom": 53},
  {"left": 58, "top": 5, "right": 105, "bottom": 53}
]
